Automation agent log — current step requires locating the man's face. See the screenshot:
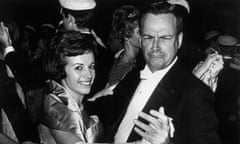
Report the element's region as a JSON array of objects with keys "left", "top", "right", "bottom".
[{"left": 141, "top": 13, "right": 183, "bottom": 72}]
